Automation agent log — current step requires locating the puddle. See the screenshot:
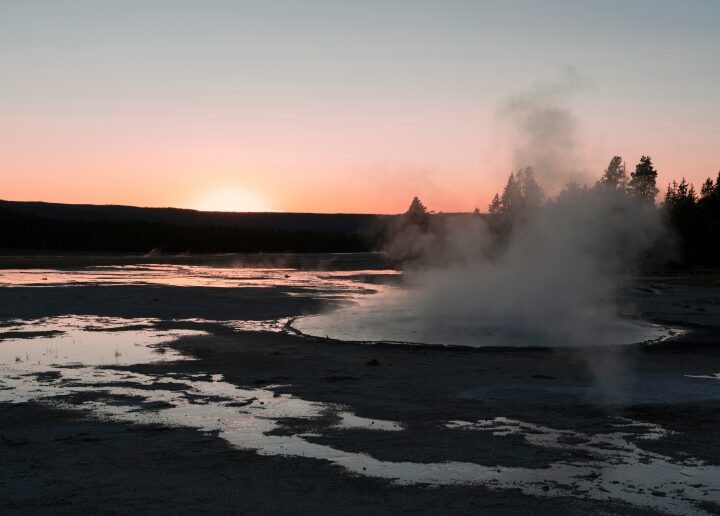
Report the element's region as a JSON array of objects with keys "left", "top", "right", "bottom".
[
  {"left": 0, "top": 265, "right": 397, "bottom": 297},
  {"left": 0, "top": 316, "right": 718, "bottom": 514},
  {"left": 0, "top": 316, "right": 195, "bottom": 367},
  {"left": 438, "top": 417, "right": 720, "bottom": 514},
  {"left": 687, "top": 373, "right": 720, "bottom": 381},
  {"left": 178, "top": 317, "right": 292, "bottom": 333}
]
